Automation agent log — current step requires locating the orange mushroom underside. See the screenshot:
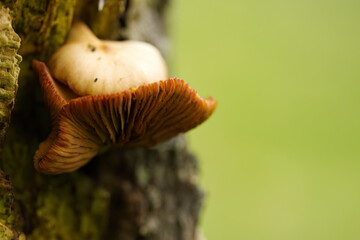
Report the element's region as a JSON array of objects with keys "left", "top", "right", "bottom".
[{"left": 32, "top": 60, "right": 217, "bottom": 175}]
